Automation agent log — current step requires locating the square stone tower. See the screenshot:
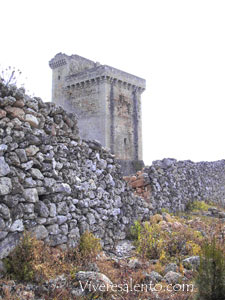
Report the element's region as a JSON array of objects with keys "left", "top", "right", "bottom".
[{"left": 49, "top": 53, "right": 146, "bottom": 175}]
